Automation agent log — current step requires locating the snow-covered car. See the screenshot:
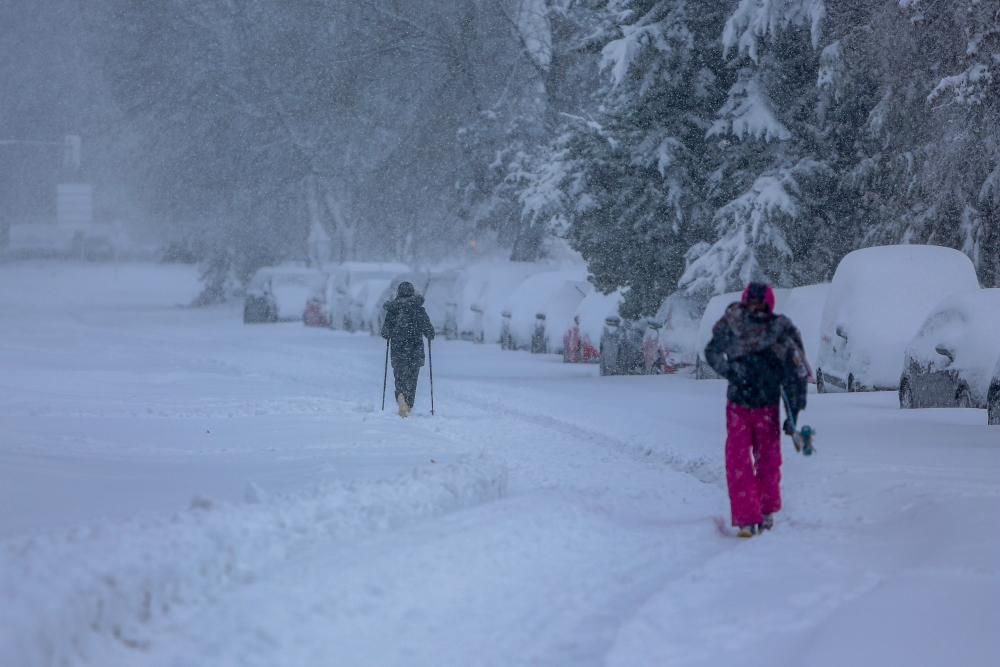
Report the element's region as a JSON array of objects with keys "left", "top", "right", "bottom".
[
  {"left": 243, "top": 265, "right": 326, "bottom": 324},
  {"left": 499, "top": 270, "right": 590, "bottom": 353},
  {"left": 563, "top": 290, "right": 624, "bottom": 363},
  {"left": 373, "top": 270, "right": 461, "bottom": 336},
  {"left": 343, "top": 279, "right": 376, "bottom": 332},
  {"left": 778, "top": 283, "right": 829, "bottom": 370},
  {"left": 323, "top": 262, "right": 410, "bottom": 330},
  {"left": 816, "top": 245, "right": 980, "bottom": 393},
  {"left": 361, "top": 278, "right": 393, "bottom": 335},
  {"left": 988, "top": 359, "right": 1000, "bottom": 426},
  {"left": 465, "top": 262, "right": 545, "bottom": 344},
  {"left": 693, "top": 290, "right": 744, "bottom": 379},
  {"left": 693, "top": 284, "right": 828, "bottom": 380},
  {"left": 641, "top": 293, "right": 700, "bottom": 374},
  {"left": 899, "top": 288, "right": 1000, "bottom": 410}
]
